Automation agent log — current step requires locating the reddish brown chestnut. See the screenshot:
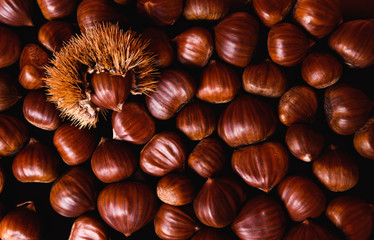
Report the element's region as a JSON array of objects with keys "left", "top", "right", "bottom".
[
  {"left": 0, "top": 114, "right": 29, "bottom": 157},
  {"left": 188, "top": 137, "right": 226, "bottom": 178},
  {"left": 268, "top": 23, "right": 314, "bottom": 67},
  {"left": 354, "top": 117, "right": 374, "bottom": 159},
  {"left": 324, "top": 83, "right": 373, "bottom": 135},
  {"left": 278, "top": 85, "right": 318, "bottom": 126},
  {"left": 91, "top": 138, "right": 137, "bottom": 183},
  {"left": 0, "top": 26, "right": 21, "bottom": 69},
  {"left": 37, "top": 0, "right": 78, "bottom": 20},
  {"left": 278, "top": 175, "right": 326, "bottom": 221},
  {"left": 232, "top": 141, "right": 289, "bottom": 192},
  {"left": 231, "top": 194, "right": 286, "bottom": 240},
  {"left": 0, "top": 0, "right": 33, "bottom": 26},
  {"left": 50, "top": 167, "right": 97, "bottom": 218},
  {"left": 242, "top": 59, "right": 288, "bottom": 98},
  {"left": 214, "top": 12, "right": 259, "bottom": 67},
  {"left": 154, "top": 204, "right": 200, "bottom": 240},
  {"left": 196, "top": 60, "right": 240, "bottom": 104},
  {"left": 38, "top": 20, "right": 76, "bottom": 53},
  {"left": 142, "top": 28, "right": 174, "bottom": 68},
  {"left": 253, "top": 0, "right": 296, "bottom": 27},
  {"left": 218, "top": 94, "right": 277, "bottom": 147},
  {"left": 140, "top": 131, "right": 186, "bottom": 177},
  {"left": 68, "top": 213, "right": 109, "bottom": 240},
  {"left": 137, "top": 0, "right": 183, "bottom": 25},
  {"left": 183, "top": 0, "right": 229, "bottom": 20},
  {"left": 0, "top": 71, "right": 21, "bottom": 112},
  {"left": 157, "top": 173, "right": 195, "bottom": 206},
  {"left": 326, "top": 196, "right": 373, "bottom": 240},
  {"left": 97, "top": 181, "right": 157, "bottom": 237},
  {"left": 284, "top": 219, "right": 339, "bottom": 240},
  {"left": 193, "top": 177, "right": 246, "bottom": 228}
]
